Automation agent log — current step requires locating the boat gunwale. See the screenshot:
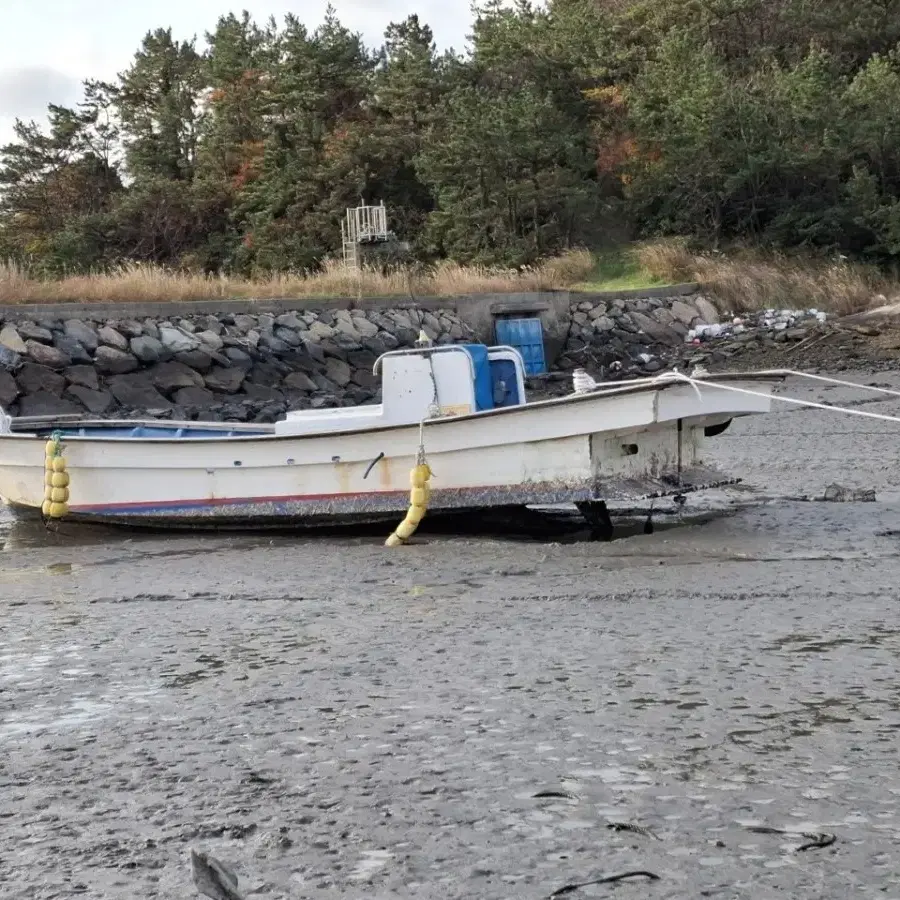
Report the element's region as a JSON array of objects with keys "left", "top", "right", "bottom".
[{"left": 1, "top": 370, "right": 786, "bottom": 445}]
